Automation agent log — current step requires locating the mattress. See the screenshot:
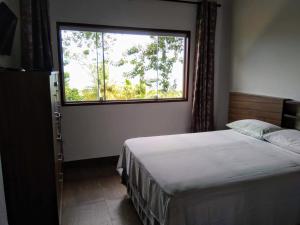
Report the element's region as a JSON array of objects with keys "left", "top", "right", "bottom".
[{"left": 117, "top": 130, "right": 300, "bottom": 225}]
